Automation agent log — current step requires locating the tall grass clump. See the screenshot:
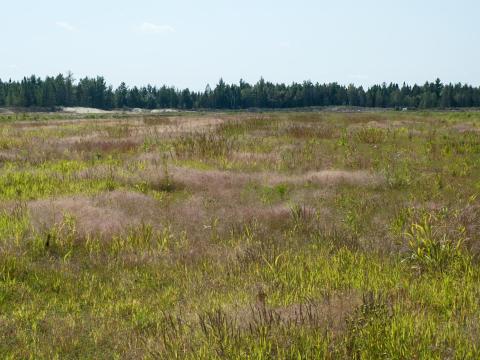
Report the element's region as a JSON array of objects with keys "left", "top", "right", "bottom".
[
  {"left": 172, "top": 132, "right": 237, "bottom": 159},
  {"left": 403, "top": 213, "right": 471, "bottom": 273},
  {"left": 355, "top": 127, "right": 387, "bottom": 144}
]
